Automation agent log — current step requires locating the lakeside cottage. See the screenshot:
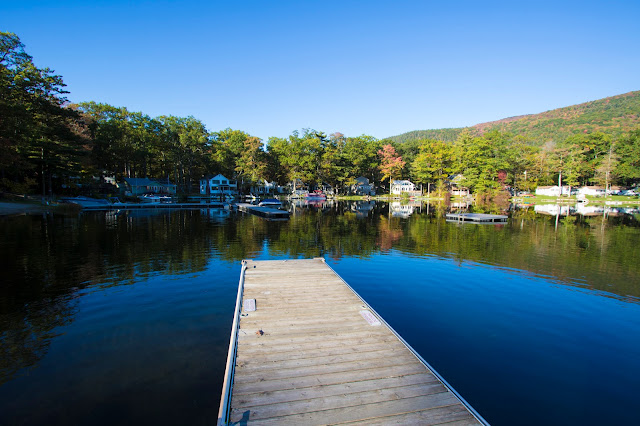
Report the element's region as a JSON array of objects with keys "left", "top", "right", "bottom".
[
  {"left": 448, "top": 174, "right": 470, "bottom": 197},
  {"left": 250, "top": 179, "right": 286, "bottom": 195},
  {"left": 535, "top": 185, "right": 572, "bottom": 197},
  {"left": 200, "top": 174, "right": 238, "bottom": 196},
  {"left": 390, "top": 179, "right": 420, "bottom": 196},
  {"left": 577, "top": 186, "right": 606, "bottom": 197},
  {"left": 352, "top": 176, "right": 376, "bottom": 196},
  {"left": 124, "top": 177, "right": 177, "bottom": 196}
]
